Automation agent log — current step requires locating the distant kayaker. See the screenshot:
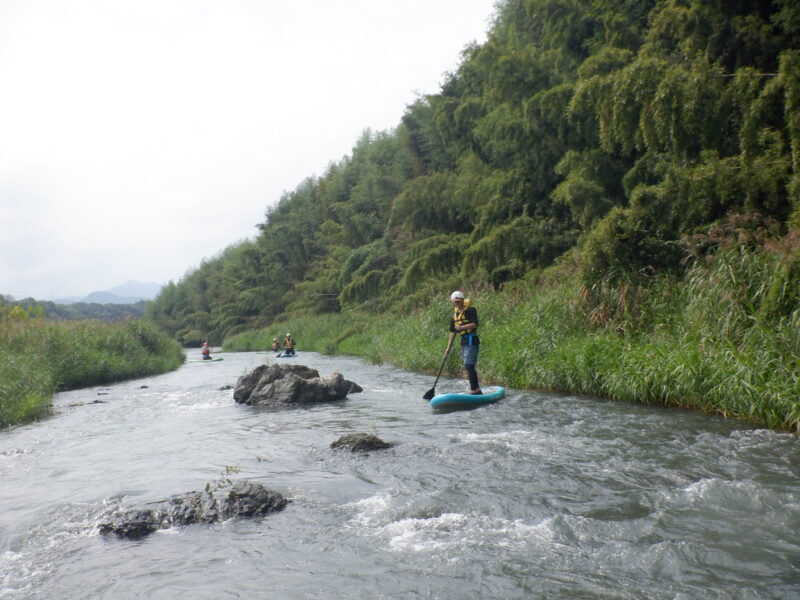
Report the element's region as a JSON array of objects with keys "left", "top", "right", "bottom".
[
  {"left": 283, "top": 333, "right": 296, "bottom": 356},
  {"left": 271, "top": 338, "right": 280, "bottom": 351},
  {"left": 444, "top": 291, "right": 481, "bottom": 394},
  {"left": 201, "top": 341, "right": 212, "bottom": 360}
]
